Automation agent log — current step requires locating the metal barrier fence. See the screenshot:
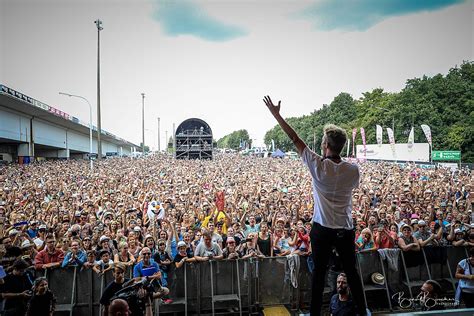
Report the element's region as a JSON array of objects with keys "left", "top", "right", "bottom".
[{"left": 41, "top": 246, "right": 469, "bottom": 315}]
